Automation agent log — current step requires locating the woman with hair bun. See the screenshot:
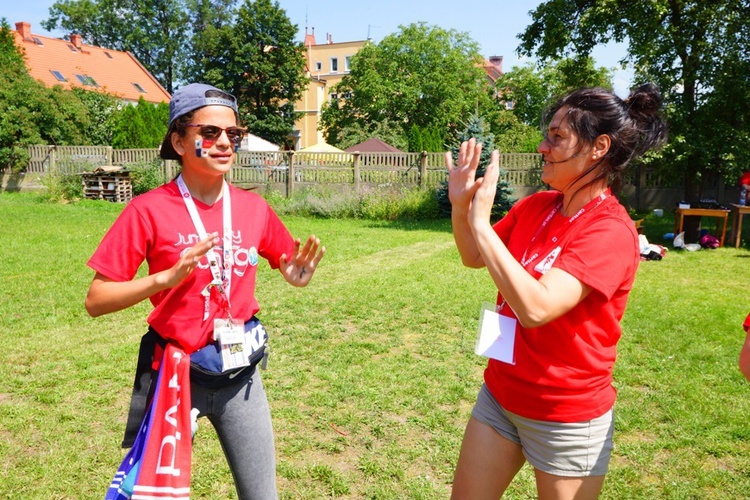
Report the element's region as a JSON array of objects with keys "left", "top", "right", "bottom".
[{"left": 448, "top": 84, "right": 667, "bottom": 499}]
